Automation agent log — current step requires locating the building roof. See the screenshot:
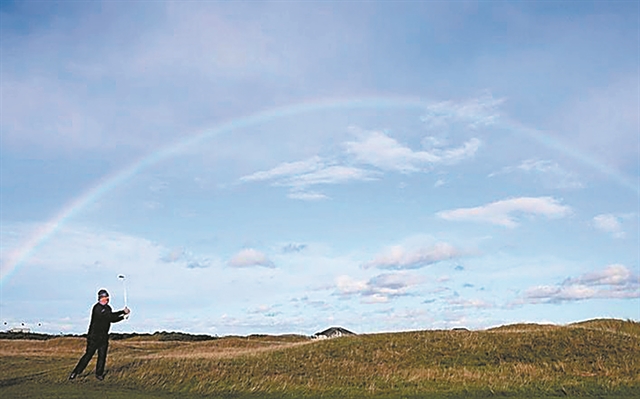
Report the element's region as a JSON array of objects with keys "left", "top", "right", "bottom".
[{"left": 313, "top": 326, "right": 356, "bottom": 337}]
